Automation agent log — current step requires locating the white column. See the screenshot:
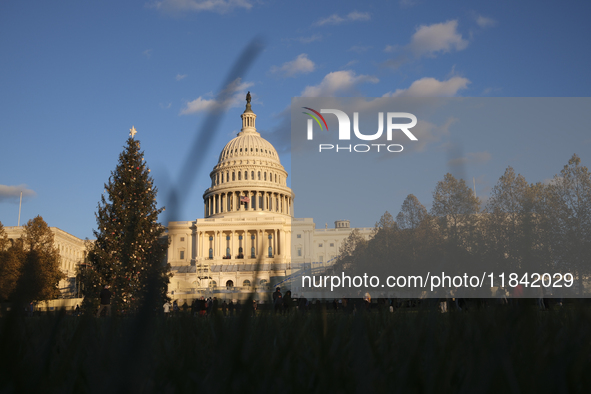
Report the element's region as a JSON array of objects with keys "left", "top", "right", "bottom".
[
  {"left": 231, "top": 231, "right": 236, "bottom": 258},
  {"left": 258, "top": 230, "right": 263, "bottom": 258},
  {"left": 200, "top": 232, "right": 204, "bottom": 258},
  {"left": 286, "top": 230, "right": 291, "bottom": 259},
  {"left": 215, "top": 231, "right": 218, "bottom": 257},
  {"left": 280, "top": 229, "right": 286, "bottom": 257},
  {"left": 191, "top": 230, "right": 196, "bottom": 260}
]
